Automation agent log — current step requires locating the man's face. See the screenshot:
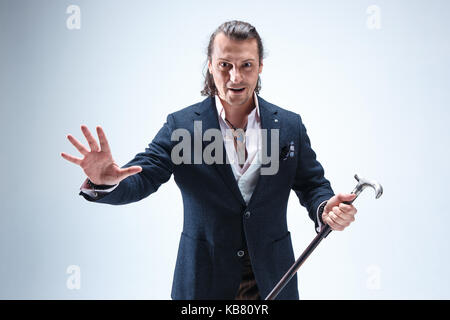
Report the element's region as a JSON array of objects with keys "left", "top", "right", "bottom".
[{"left": 208, "top": 32, "right": 263, "bottom": 107}]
